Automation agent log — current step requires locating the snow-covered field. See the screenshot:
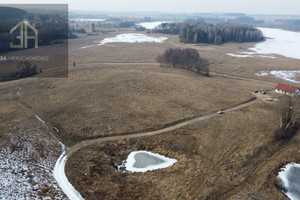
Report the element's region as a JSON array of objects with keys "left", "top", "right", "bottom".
[
  {"left": 277, "top": 163, "right": 300, "bottom": 200},
  {"left": 228, "top": 27, "right": 300, "bottom": 59},
  {"left": 81, "top": 33, "right": 168, "bottom": 48},
  {"left": 124, "top": 151, "right": 177, "bottom": 172},
  {"left": 255, "top": 70, "right": 300, "bottom": 83},
  {"left": 0, "top": 125, "right": 66, "bottom": 199},
  {"left": 137, "top": 21, "right": 171, "bottom": 30}
]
